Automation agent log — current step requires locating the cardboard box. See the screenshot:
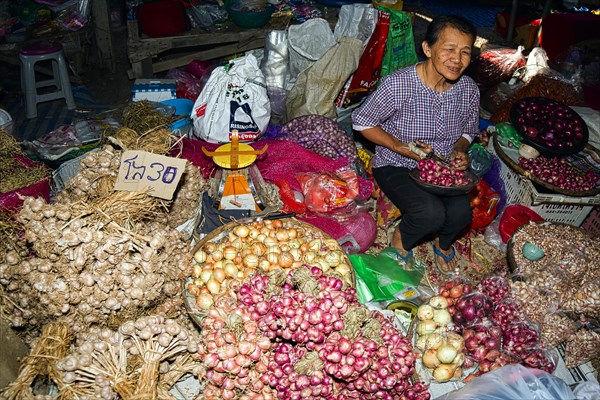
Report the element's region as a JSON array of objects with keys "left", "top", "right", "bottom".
[{"left": 131, "top": 79, "right": 177, "bottom": 102}]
